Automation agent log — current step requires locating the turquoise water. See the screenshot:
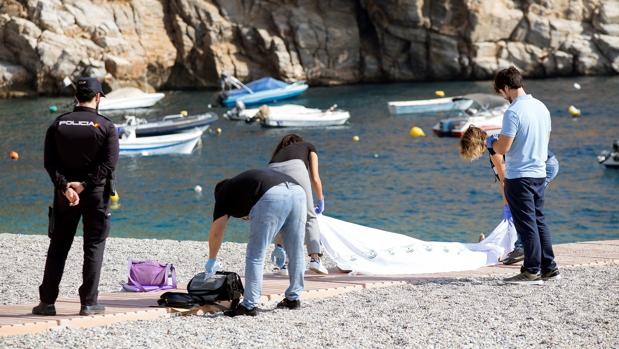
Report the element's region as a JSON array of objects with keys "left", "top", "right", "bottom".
[{"left": 1, "top": 77, "right": 618, "bottom": 244}]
